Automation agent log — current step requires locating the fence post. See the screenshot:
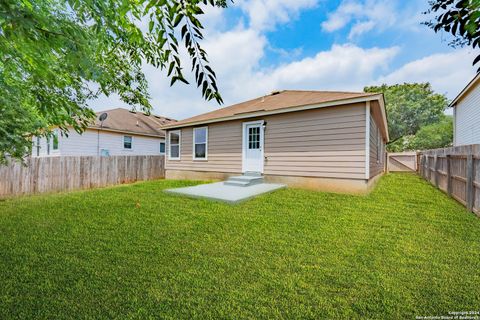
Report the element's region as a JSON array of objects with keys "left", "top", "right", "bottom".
[
  {"left": 427, "top": 157, "right": 432, "bottom": 183},
  {"left": 466, "top": 154, "right": 474, "bottom": 212},
  {"left": 434, "top": 155, "right": 439, "bottom": 187},
  {"left": 446, "top": 154, "right": 452, "bottom": 197}
]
